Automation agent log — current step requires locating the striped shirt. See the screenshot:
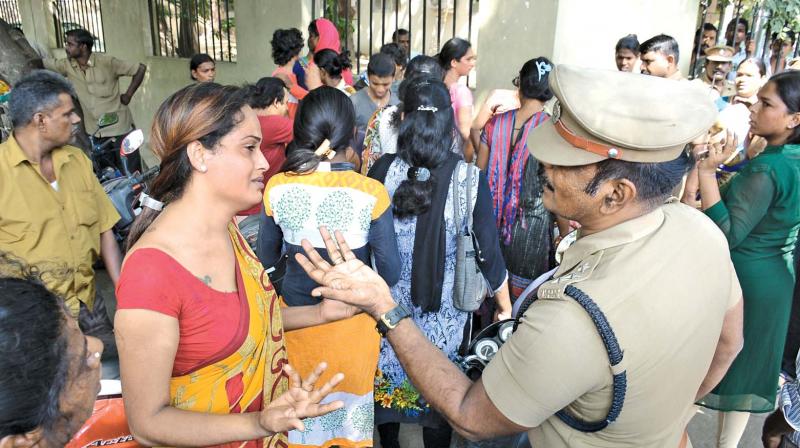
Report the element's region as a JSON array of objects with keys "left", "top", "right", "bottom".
[{"left": 780, "top": 350, "right": 800, "bottom": 444}]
